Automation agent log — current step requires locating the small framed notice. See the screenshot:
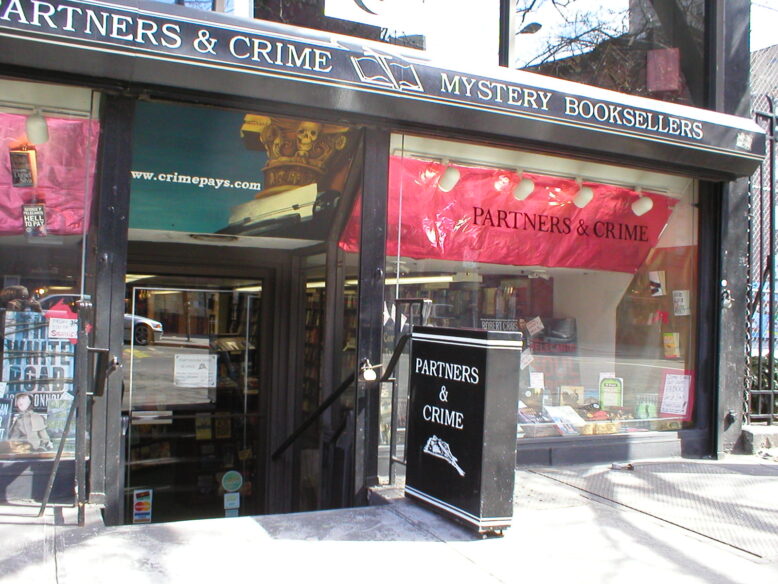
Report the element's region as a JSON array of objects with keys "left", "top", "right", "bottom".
[
  {"left": 672, "top": 290, "right": 691, "bottom": 316},
  {"left": 48, "top": 317, "right": 78, "bottom": 340},
  {"left": 659, "top": 370, "right": 694, "bottom": 421},
  {"left": 132, "top": 489, "right": 153, "bottom": 524},
  {"left": 174, "top": 353, "right": 217, "bottom": 388},
  {"left": 529, "top": 371, "right": 545, "bottom": 389},
  {"left": 526, "top": 316, "right": 544, "bottom": 338},
  {"left": 520, "top": 349, "right": 534, "bottom": 370},
  {"left": 224, "top": 492, "right": 240, "bottom": 510}
]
